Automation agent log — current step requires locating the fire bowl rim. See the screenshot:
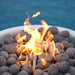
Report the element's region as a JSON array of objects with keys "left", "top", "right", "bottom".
[{"left": 0, "top": 25, "right": 75, "bottom": 40}]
